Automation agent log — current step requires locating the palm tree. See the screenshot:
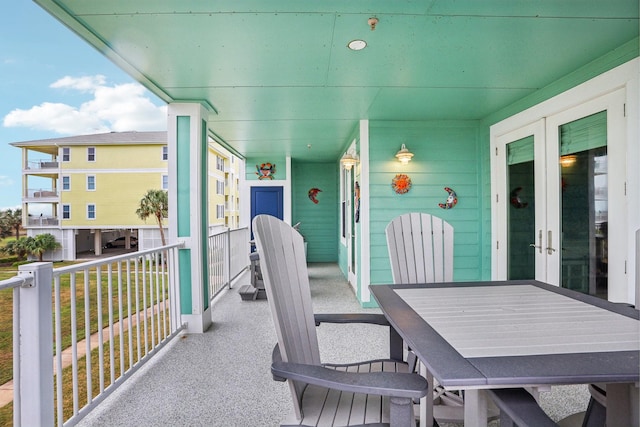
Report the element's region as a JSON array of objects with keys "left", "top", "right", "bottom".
[
  {"left": 1, "top": 208, "right": 23, "bottom": 239},
  {"left": 136, "top": 189, "right": 168, "bottom": 246},
  {"left": 2, "top": 236, "right": 31, "bottom": 259},
  {"left": 31, "top": 233, "right": 61, "bottom": 262}
]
